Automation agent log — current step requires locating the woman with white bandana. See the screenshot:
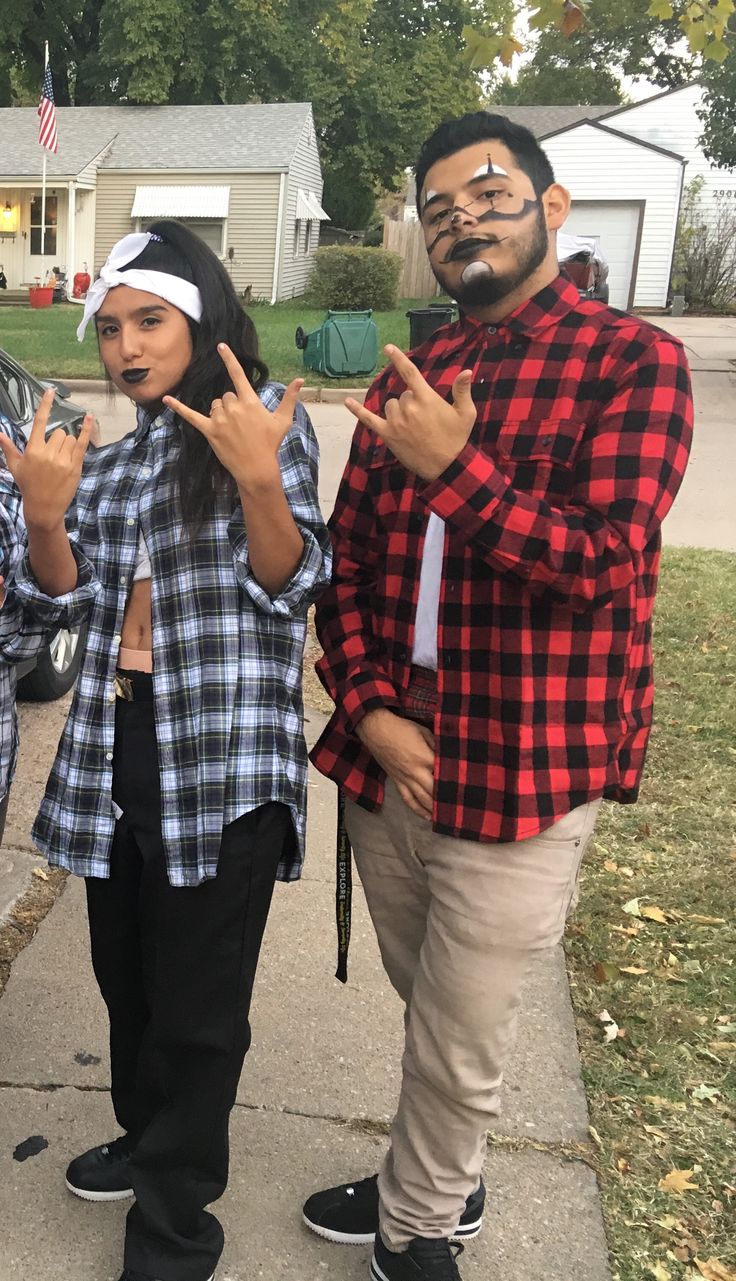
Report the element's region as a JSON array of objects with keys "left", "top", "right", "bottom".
[{"left": 0, "top": 221, "right": 331, "bottom": 1281}]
